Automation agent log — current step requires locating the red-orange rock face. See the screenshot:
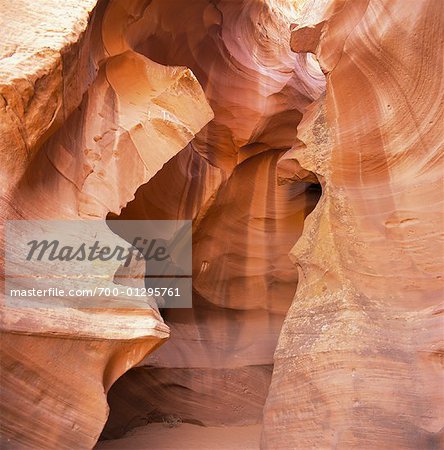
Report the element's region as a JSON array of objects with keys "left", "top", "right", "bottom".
[
  {"left": 1, "top": 0, "right": 210, "bottom": 447},
  {"left": 1, "top": 0, "right": 320, "bottom": 447},
  {"left": 263, "top": 0, "right": 444, "bottom": 448},
  {"left": 102, "top": 0, "right": 322, "bottom": 437},
  {"left": 1, "top": 0, "right": 443, "bottom": 448}
]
